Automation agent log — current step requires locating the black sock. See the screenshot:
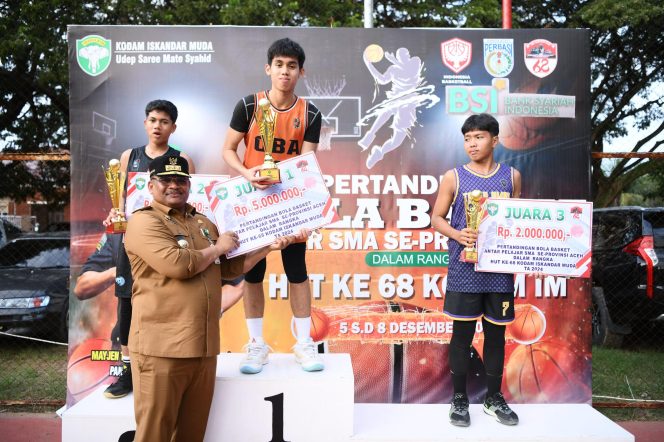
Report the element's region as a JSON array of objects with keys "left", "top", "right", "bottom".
[
  {"left": 449, "top": 320, "right": 476, "bottom": 396},
  {"left": 482, "top": 318, "right": 506, "bottom": 398},
  {"left": 486, "top": 374, "right": 502, "bottom": 397},
  {"left": 452, "top": 373, "right": 468, "bottom": 395}
]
